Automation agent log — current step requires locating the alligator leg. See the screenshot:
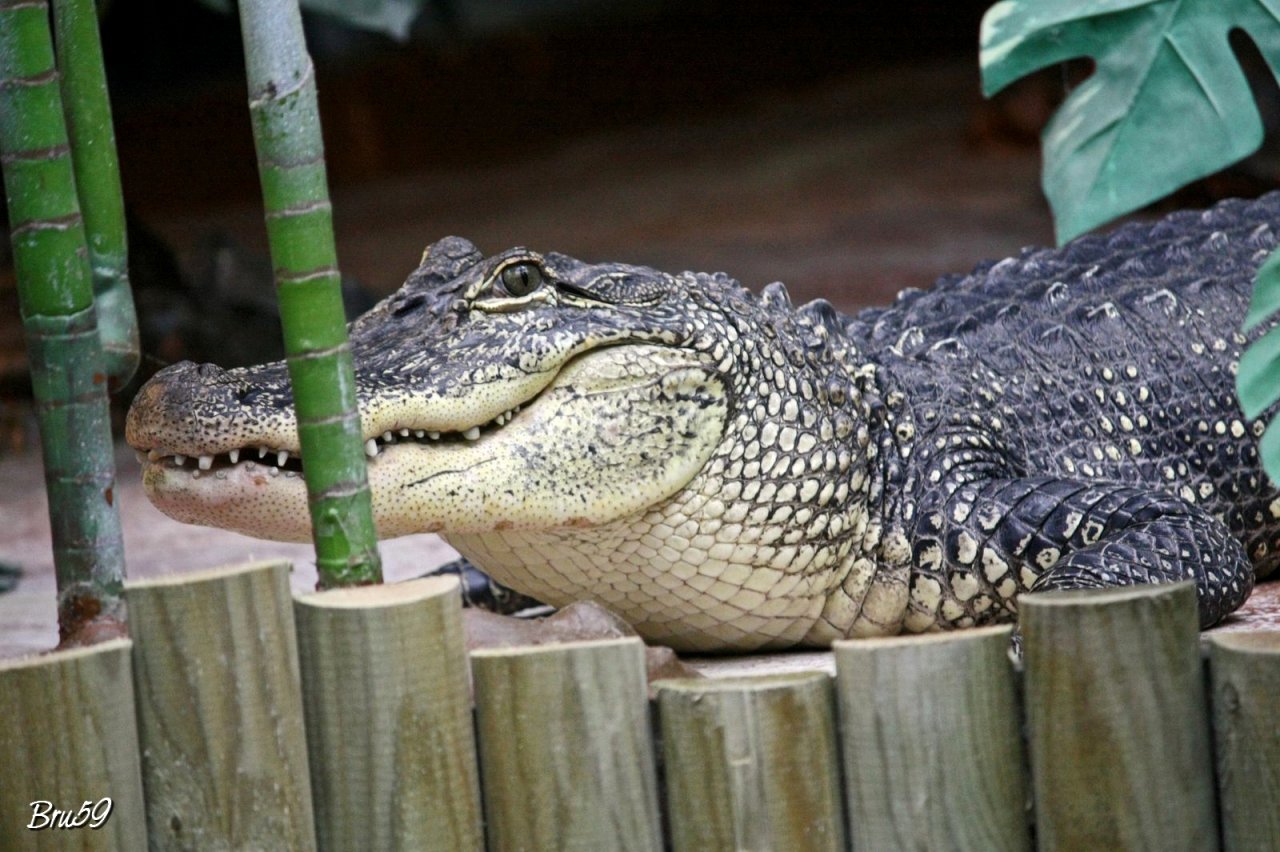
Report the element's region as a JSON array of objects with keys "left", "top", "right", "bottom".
[
  {"left": 417, "top": 557, "right": 548, "bottom": 615},
  {"left": 907, "top": 477, "right": 1256, "bottom": 631},
  {"left": 416, "top": 560, "right": 698, "bottom": 681}
]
